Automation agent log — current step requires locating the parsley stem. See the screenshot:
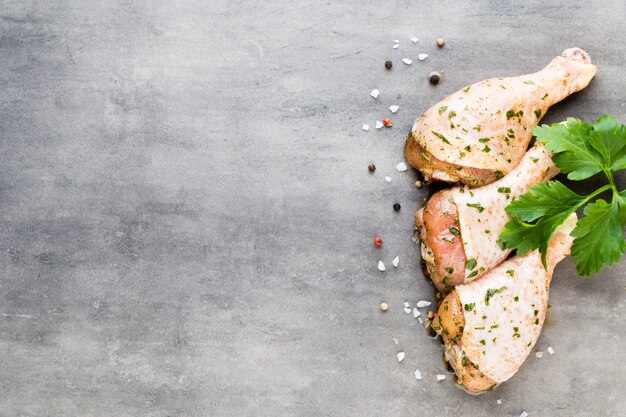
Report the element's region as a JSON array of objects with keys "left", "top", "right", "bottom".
[
  {"left": 582, "top": 183, "right": 613, "bottom": 205},
  {"left": 602, "top": 169, "right": 617, "bottom": 190}
]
